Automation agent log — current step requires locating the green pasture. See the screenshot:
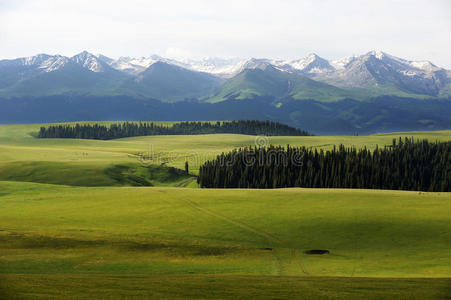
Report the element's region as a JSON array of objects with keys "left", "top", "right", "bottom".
[
  {"left": 0, "top": 123, "right": 450, "bottom": 298},
  {"left": 0, "top": 182, "right": 451, "bottom": 298},
  {"left": 0, "top": 123, "right": 450, "bottom": 186}
]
